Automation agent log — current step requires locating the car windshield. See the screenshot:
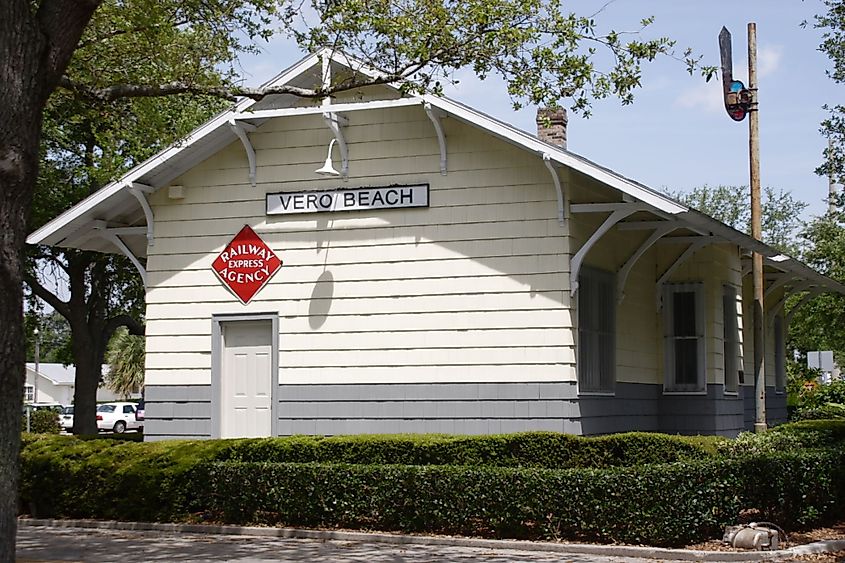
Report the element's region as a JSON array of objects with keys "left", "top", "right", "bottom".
[
  {"left": 96, "top": 405, "right": 116, "bottom": 413},
  {"left": 63, "top": 406, "right": 74, "bottom": 415}
]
